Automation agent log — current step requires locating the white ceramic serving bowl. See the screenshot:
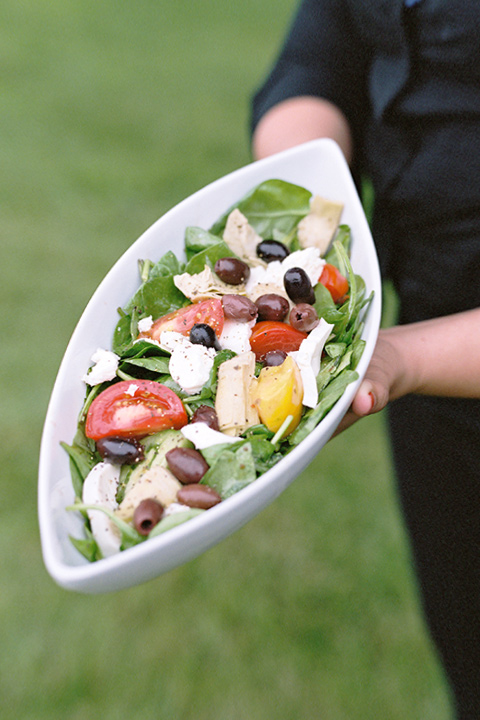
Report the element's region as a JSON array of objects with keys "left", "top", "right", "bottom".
[{"left": 38, "top": 139, "right": 382, "bottom": 594}]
